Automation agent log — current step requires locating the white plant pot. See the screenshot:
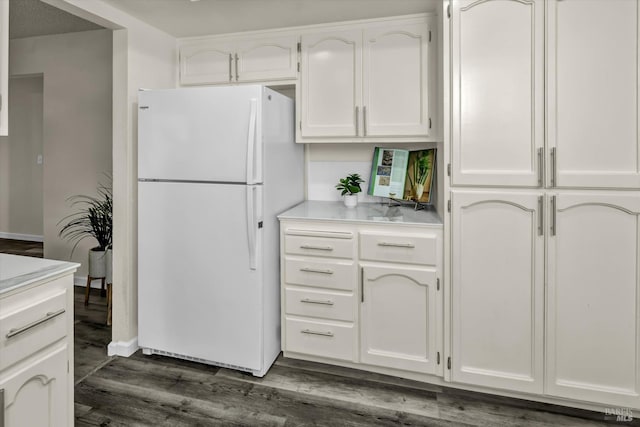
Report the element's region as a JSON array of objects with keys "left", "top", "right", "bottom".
[
  {"left": 88, "top": 248, "right": 107, "bottom": 278},
  {"left": 343, "top": 194, "right": 358, "bottom": 208},
  {"left": 105, "top": 248, "right": 113, "bottom": 285}
]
